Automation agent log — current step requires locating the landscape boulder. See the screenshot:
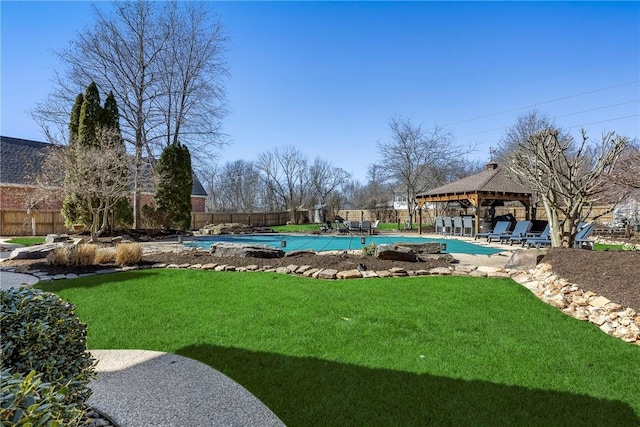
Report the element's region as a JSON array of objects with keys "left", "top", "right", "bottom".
[
  {"left": 45, "top": 234, "right": 70, "bottom": 244},
  {"left": 375, "top": 244, "right": 417, "bottom": 262},
  {"left": 209, "top": 242, "right": 284, "bottom": 259},
  {"left": 505, "top": 249, "right": 546, "bottom": 271},
  {"left": 392, "top": 242, "right": 441, "bottom": 254},
  {"left": 9, "top": 243, "right": 62, "bottom": 260}
]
